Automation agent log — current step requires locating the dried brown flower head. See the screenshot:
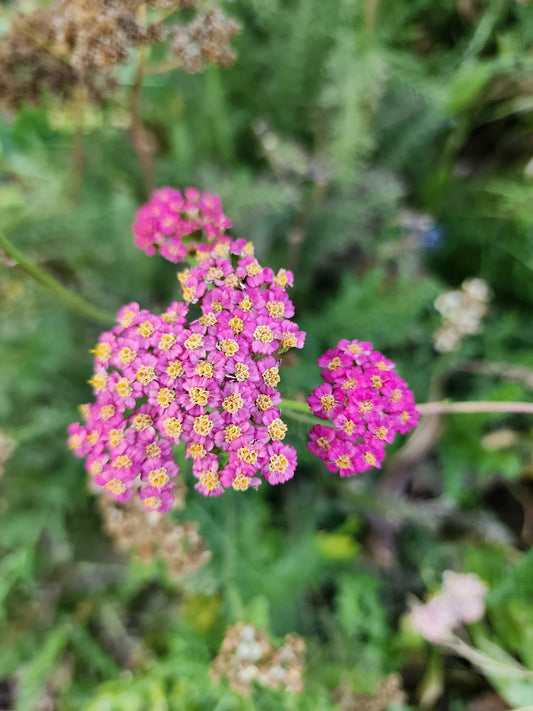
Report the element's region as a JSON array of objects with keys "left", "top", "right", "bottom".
[
  {"left": 169, "top": 8, "right": 241, "bottom": 74},
  {"left": 0, "top": 0, "right": 239, "bottom": 109},
  {"left": 211, "top": 622, "right": 305, "bottom": 696},
  {"left": 332, "top": 673, "right": 406, "bottom": 711},
  {"left": 98, "top": 484, "right": 211, "bottom": 579}
]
